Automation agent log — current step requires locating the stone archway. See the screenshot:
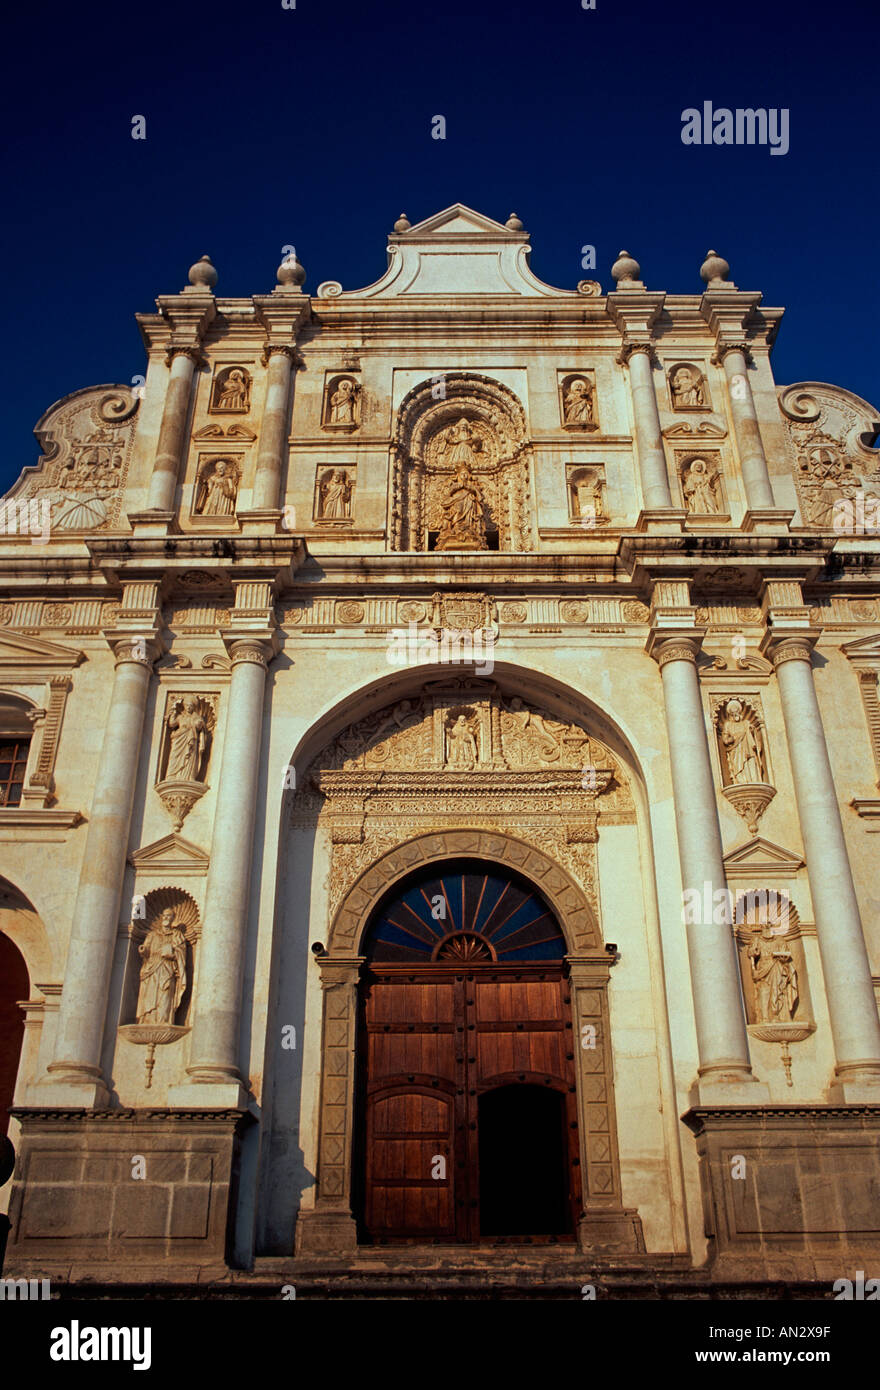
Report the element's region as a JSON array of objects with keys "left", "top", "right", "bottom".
[{"left": 289, "top": 668, "right": 647, "bottom": 1258}]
